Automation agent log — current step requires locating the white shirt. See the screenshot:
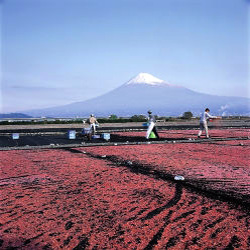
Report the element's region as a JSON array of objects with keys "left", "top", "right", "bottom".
[
  {"left": 148, "top": 114, "right": 156, "bottom": 123},
  {"left": 200, "top": 112, "right": 217, "bottom": 123}
]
